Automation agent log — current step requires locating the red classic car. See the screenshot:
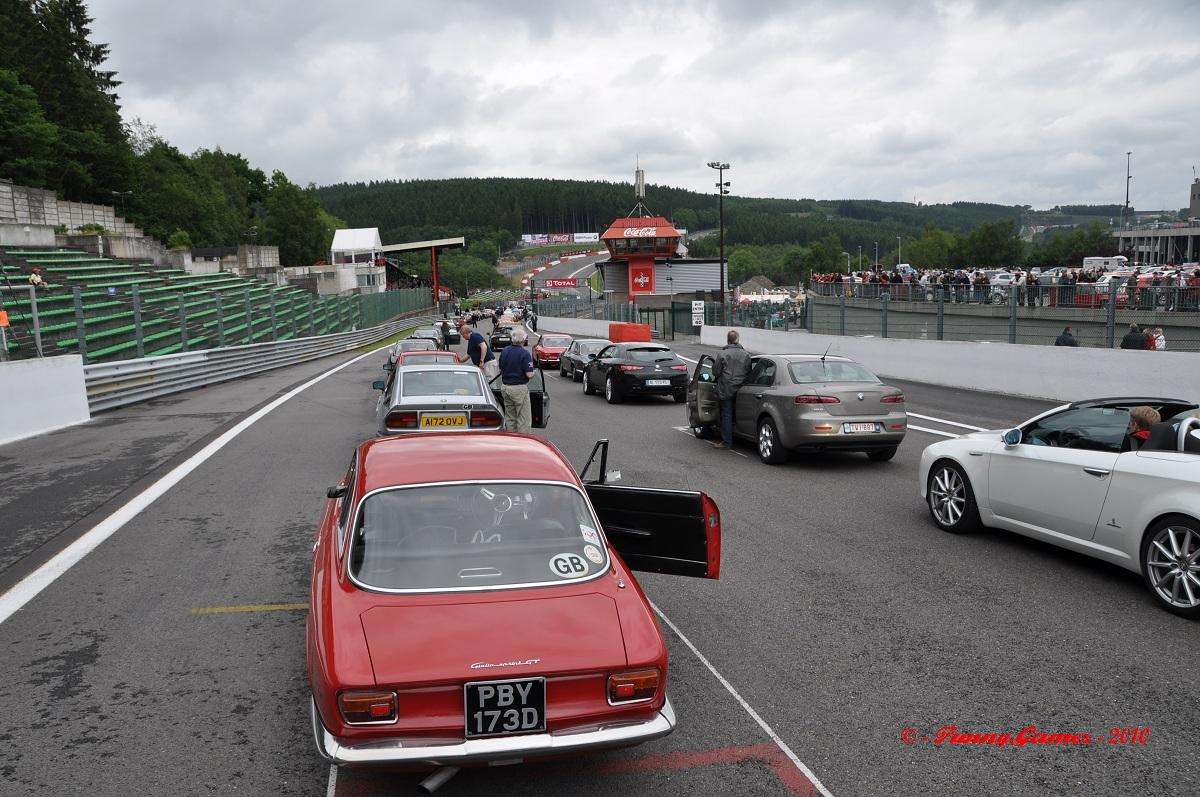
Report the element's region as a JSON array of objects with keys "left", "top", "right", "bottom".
[
  {"left": 308, "top": 433, "right": 720, "bottom": 767},
  {"left": 533, "top": 334, "right": 572, "bottom": 370}
]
